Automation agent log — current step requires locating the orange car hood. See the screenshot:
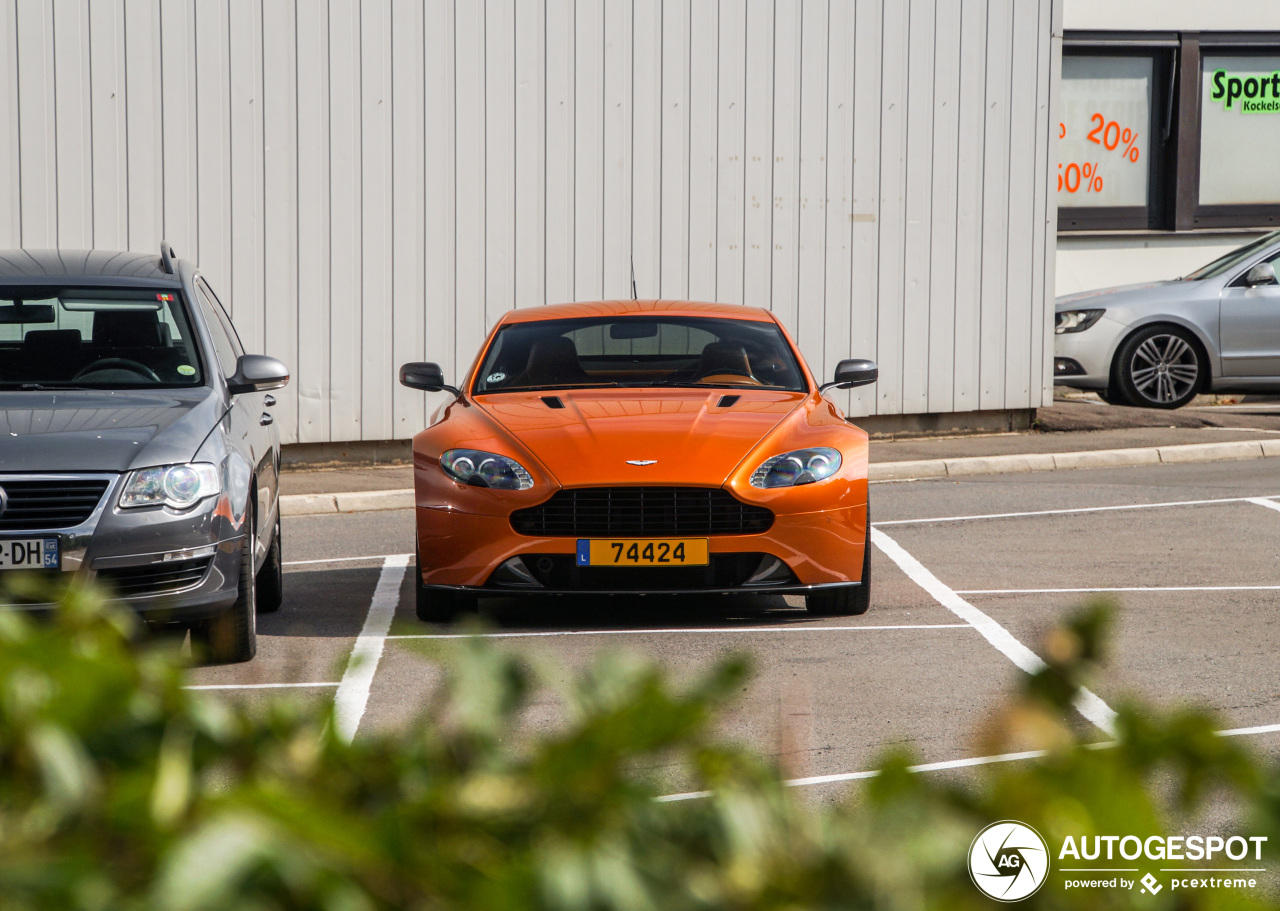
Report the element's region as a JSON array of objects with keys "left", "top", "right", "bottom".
[{"left": 476, "top": 388, "right": 807, "bottom": 487}]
